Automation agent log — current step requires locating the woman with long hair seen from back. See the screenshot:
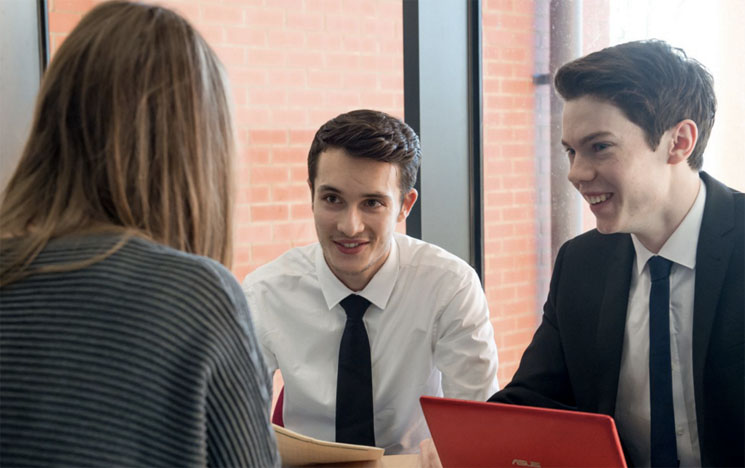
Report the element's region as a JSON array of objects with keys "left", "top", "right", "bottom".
[{"left": 0, "top": 1, "right": 279, "bottom": 466}]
